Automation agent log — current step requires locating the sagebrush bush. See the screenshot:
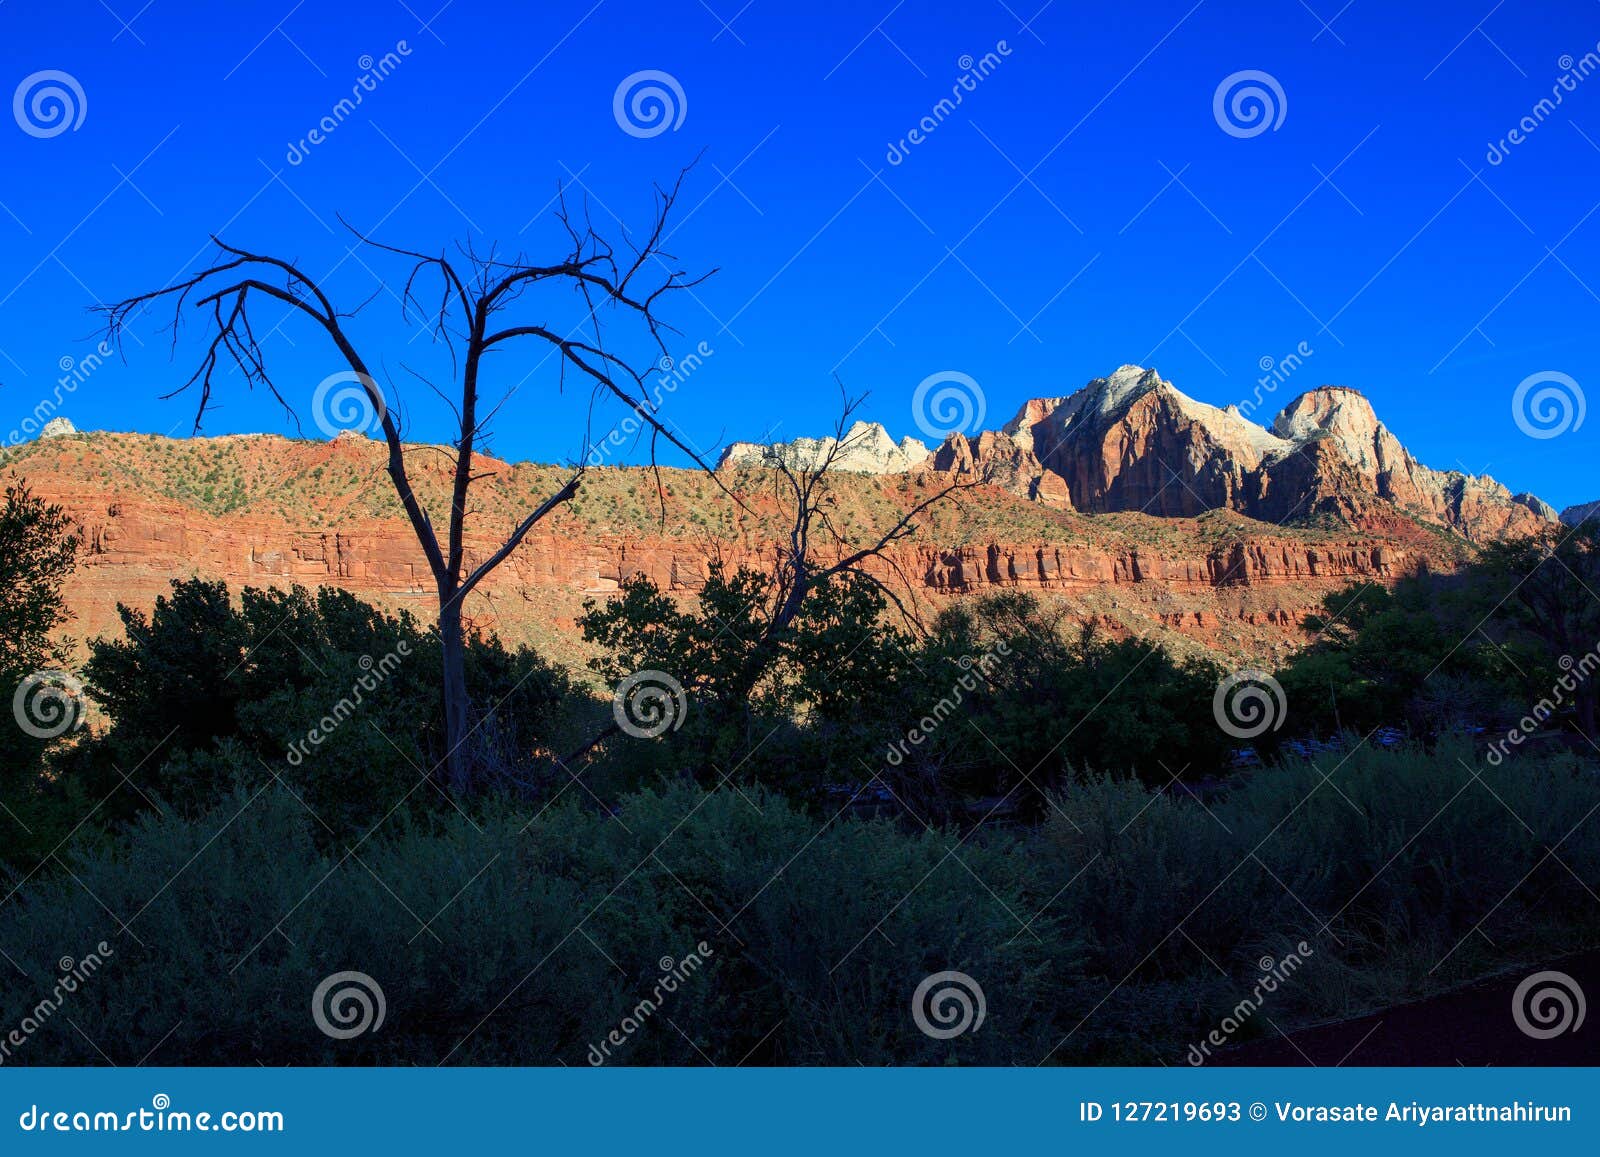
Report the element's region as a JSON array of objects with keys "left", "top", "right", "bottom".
[
  {"left": 0, "top": 777, "right": 1063, "bottom": 1065},
  {"left": 3, "top": 740, "right": 1594, "bottom": 1066},
  {"left": 1028, "top": 738, "right": 1600, "bottom": 1055}
]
